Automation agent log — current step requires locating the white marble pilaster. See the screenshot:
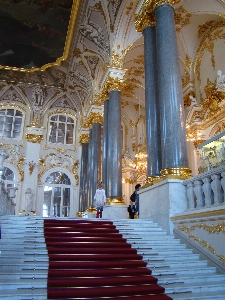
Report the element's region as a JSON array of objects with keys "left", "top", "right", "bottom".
[{"left": 138, "top": 179, "right": 187, "bottom": 234}]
